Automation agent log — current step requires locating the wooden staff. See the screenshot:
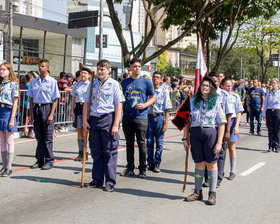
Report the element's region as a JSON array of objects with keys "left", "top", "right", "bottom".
[
  {"left": 80, "top": 68, "right": 95, "bottom": 188},
  {"left": 182, "top": 147, "right": 189, "bottom": 192}
]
